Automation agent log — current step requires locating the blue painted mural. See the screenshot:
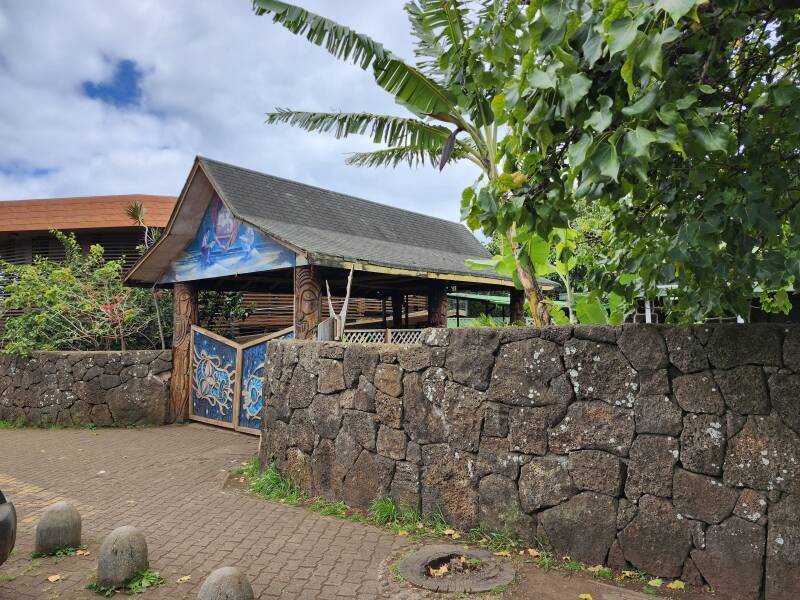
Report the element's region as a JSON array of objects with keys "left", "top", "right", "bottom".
[
  {"left": 161, "top": 195, "right": 295, "bottom": 283},
  {"left": 238, "top": 343, "right": 267, "bottom": 430},
  {"left": 191, "top": 329, "right": 237, "bottom": 424}
]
